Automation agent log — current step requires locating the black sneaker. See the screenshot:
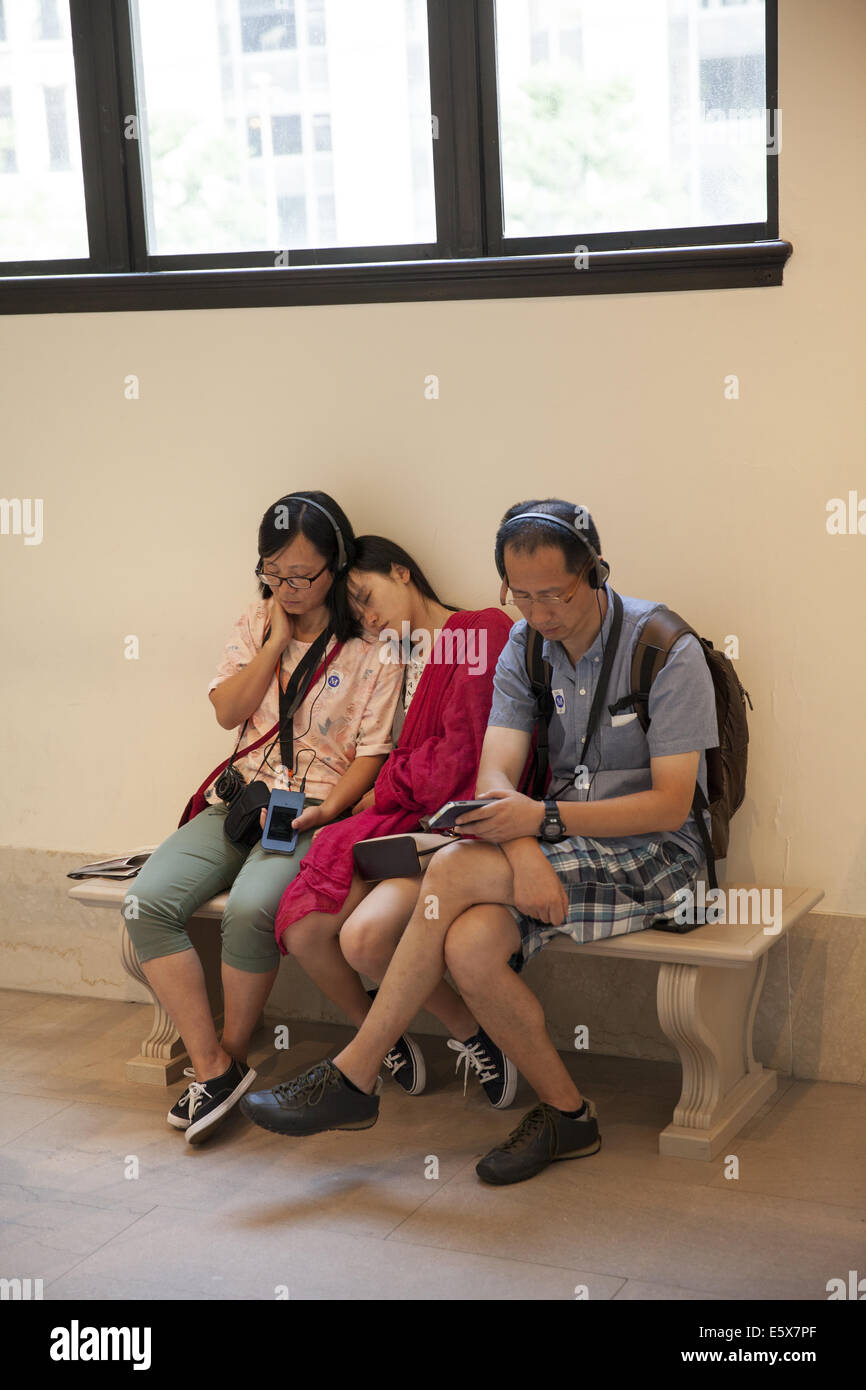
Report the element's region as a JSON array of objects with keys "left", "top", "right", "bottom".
[
  {"left": 167, "top": 1067, "right": 197, "bottom": 1130},
  {"left": 476, "top": 1099, "right": 601, "bottom": 1185},
  {"left": 240, "top": 1058, "right": 383, "bottom": 1136},
  {"left": 184, "top": 1059, "right": 258, "bottom": 1146},
  {"left": 367, "top": 988, "right": 426, "bottom": 1096},
  {"left": 446, "top": 1026, "right": 517, "bottom": 1109}
]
